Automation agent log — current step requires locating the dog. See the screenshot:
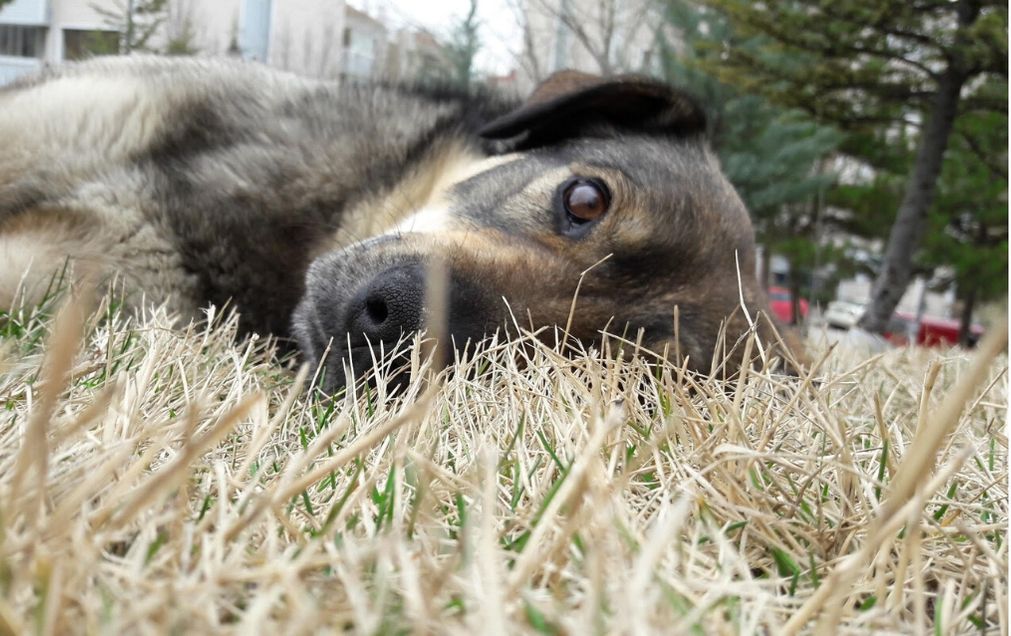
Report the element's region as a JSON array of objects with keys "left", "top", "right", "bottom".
[{"left": 0, "top": 57, "right": 803, "bottom": 392}]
